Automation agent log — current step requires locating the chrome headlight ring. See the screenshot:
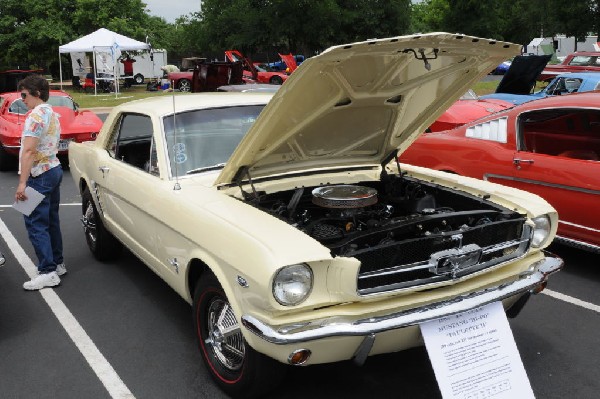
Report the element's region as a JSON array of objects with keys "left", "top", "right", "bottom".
[
  {"left": 272, "top": 263, "right": 313, "bottom": 306},
  {"left": 531, "top": 215, "right": 552, "bottom": 248}
]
